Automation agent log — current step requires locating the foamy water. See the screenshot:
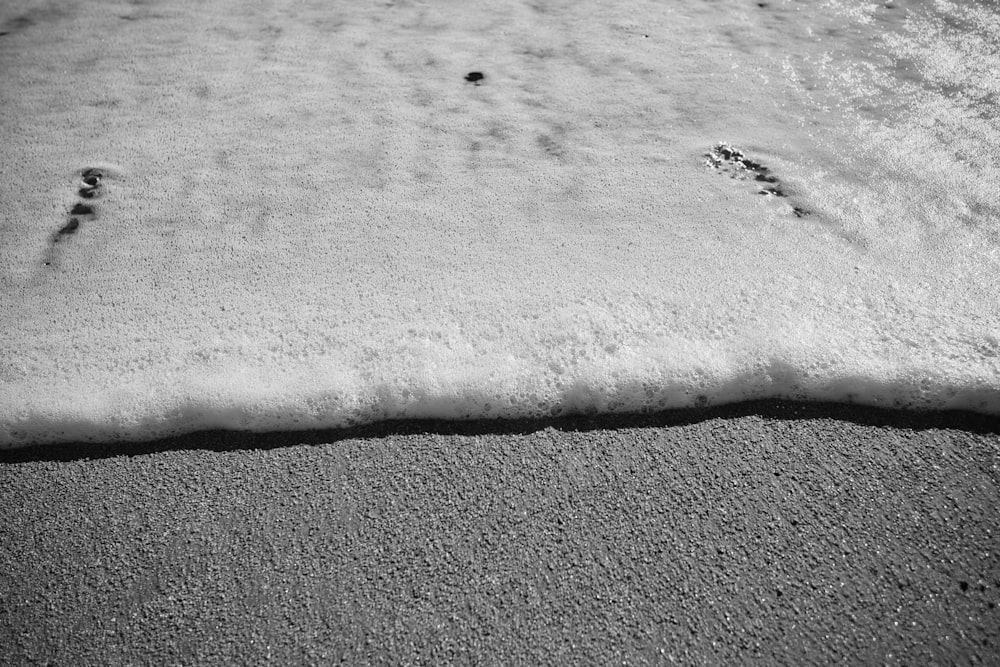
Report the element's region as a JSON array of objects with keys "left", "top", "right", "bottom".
[{"left": 1, "top": 0, "right": 998, "bottom": 446}]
